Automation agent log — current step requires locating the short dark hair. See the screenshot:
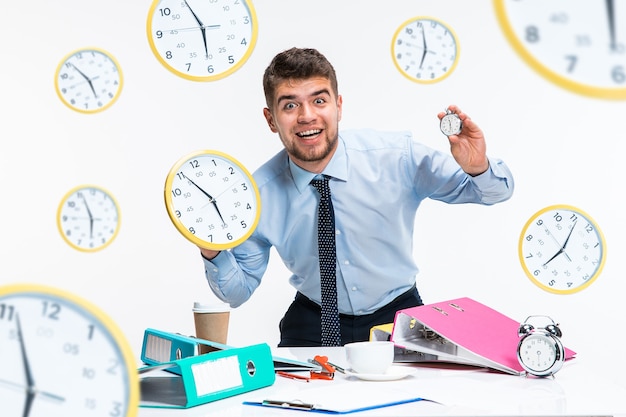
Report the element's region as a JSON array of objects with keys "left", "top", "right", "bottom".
[{"left": 263, "top": 47, "right": 338, "bottom": 109}]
